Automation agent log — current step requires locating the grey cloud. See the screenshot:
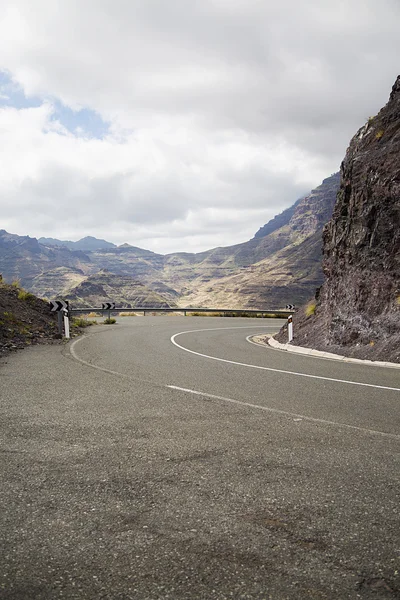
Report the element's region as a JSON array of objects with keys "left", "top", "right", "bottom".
[{"left": 1, "top": 0, "right": 400, "bottom": 251}]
